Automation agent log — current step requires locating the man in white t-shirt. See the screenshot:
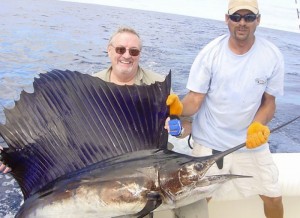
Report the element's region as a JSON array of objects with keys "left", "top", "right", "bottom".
[{"left": 166, "top": 0, "right": 284, "bottom": 217}]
